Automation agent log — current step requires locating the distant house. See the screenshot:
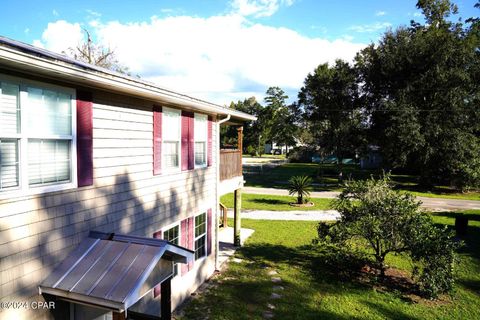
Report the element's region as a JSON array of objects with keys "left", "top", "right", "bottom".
[
  {"left": 360, "top": 145, "right": 383, "bottom": 169},
  {"left": 0, "top": 36, "right": 255, "bottom": 320}
]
